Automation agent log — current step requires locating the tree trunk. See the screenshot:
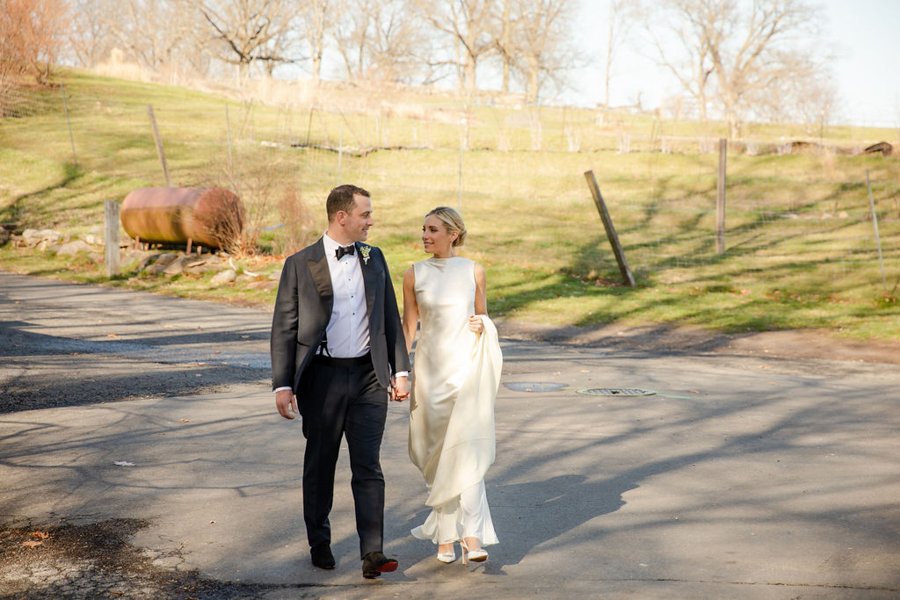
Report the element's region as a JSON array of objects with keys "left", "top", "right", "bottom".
[
  {"left": 728, "top": 113, "right": 740, "bottom": 139},
  {"left": 501, "top": 60, "right": 510, "bottom": 93},
  {"left": 500, "top": 0, "right": 512, "bottom": 93},
  {"left": 526, "top": 68, "right": 539, "bottom": 103},
  {"left": 465, "top": 57, "right": 477, "bottom": 92},
  {"left": 312, "top": 51, "right": 322, "bottom": 83},
  {"left": 603, "top": 12, "right": 614, "bottom": 108},
  {"left": 698, "top": 87, "right": 708, "bottom": 122}
]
